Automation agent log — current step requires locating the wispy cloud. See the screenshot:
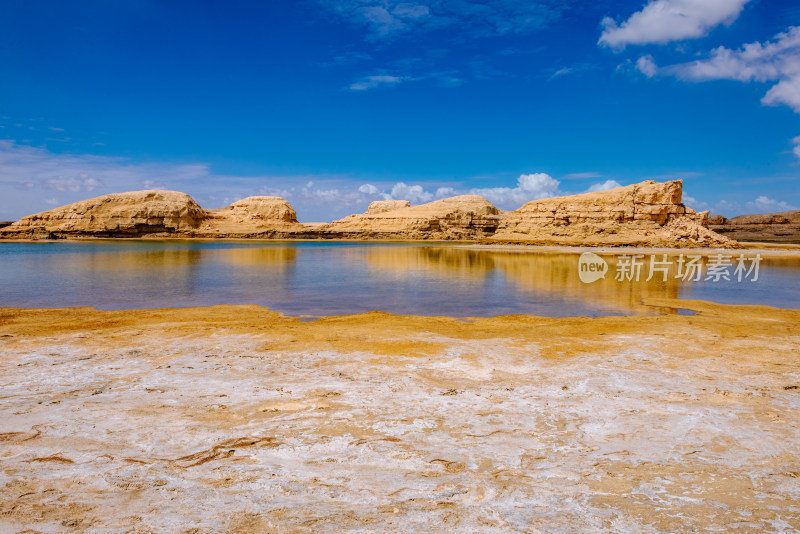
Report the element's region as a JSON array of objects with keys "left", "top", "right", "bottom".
[
  {"left": 793, "top": 136, "right": 800, "bottom": 160},
  {"left": 746, "top": 195, "right": 796, "bottom": 212},
  {"left": 711, "top": 195, "right": 797, "bottom": 216},
  {"left": 586, "top": 180, "right": 622, "bottom": 193},
  {"left": 548, "top": 63, "right": 600, "bottom": 81},
  {"left": 348, "top": 75, "right": 409, "bottom": 91},
  {"left": 563, "top": 172, "right": 603, "bottom": 179},
  {"left": 319, "top": 0, "right": 565, "bottom": 39},
  {"left": 348, "top": 71, "right": 461, "bottom": 91},
  {"left": 549, "top": 67, "right": 573, "bottom": 80},
  {"left": 322, "top": 50, "right": 372, "bottom": 67},
  {"left": 46, "top": 174, "right": 104, "bottom": 193},
  {"left": 599, "top": 0, "right": 750, "bottom": 48}
]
